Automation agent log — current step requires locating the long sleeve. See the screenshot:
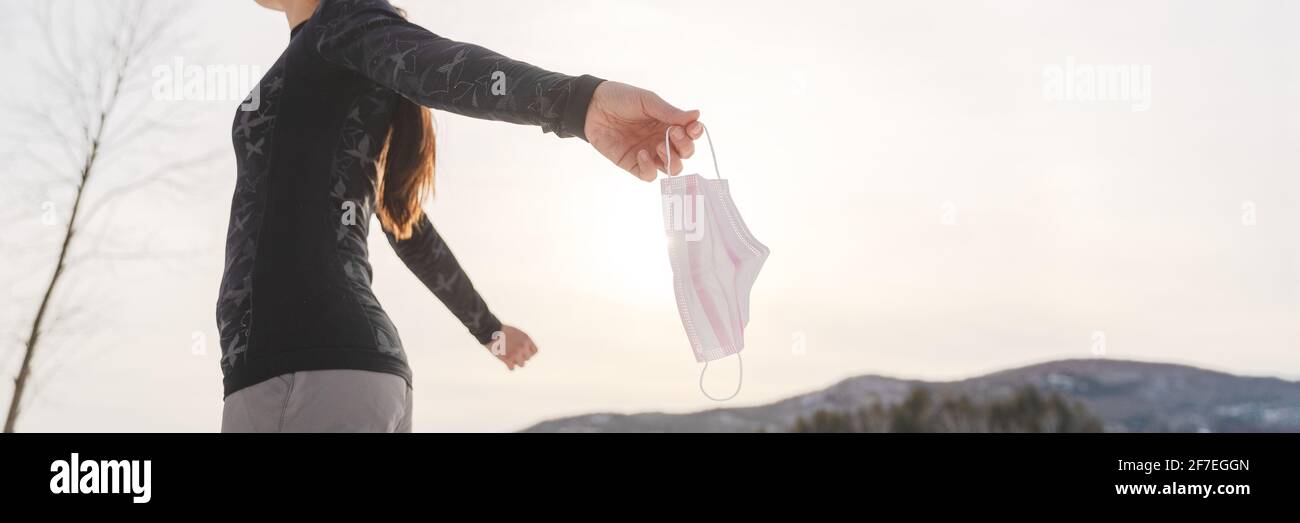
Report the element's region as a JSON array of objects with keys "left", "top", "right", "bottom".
[
  {"left": 385, "top": 214, "right": 502, "bottom": 345},
  {"left": 313, "top": 0, "right": 604, "bottom": 140}
]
